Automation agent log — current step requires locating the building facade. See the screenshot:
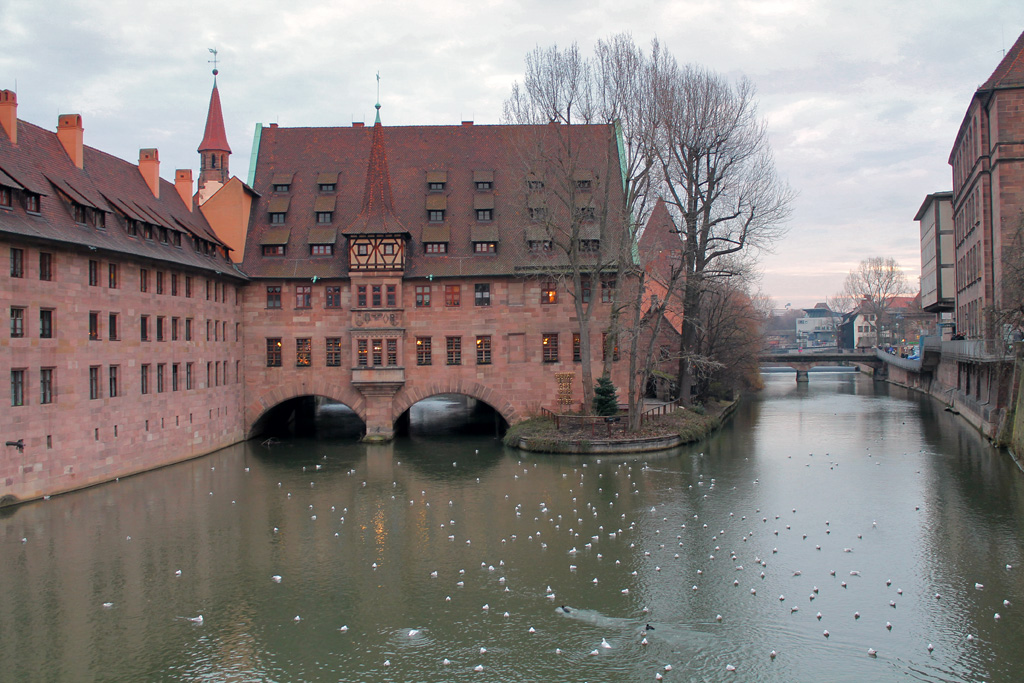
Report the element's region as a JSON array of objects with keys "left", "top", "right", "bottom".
[{"left": 915, "top": 191, "right": 955, "bottom": 320}]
